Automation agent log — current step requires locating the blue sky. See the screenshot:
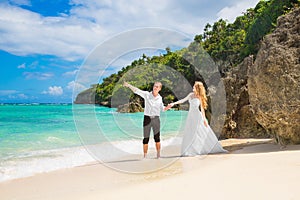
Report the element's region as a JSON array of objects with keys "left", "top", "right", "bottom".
[{"left": 0, "top": 0, "right": 260, "bottom": 103}]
